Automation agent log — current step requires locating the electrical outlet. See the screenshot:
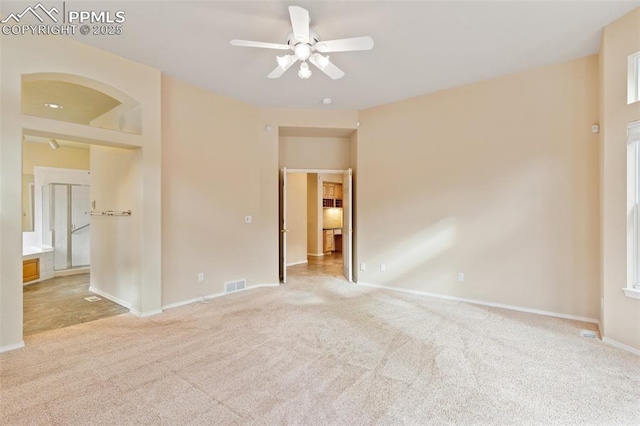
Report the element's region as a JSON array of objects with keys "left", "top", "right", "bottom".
[
  {"left": 457, "top": 272, "right": 464, "bottom": 282},
  {"left": 198, "top": 272, "right": 204, "bottom": 282},
  {"left": 245, "top": 215, "right": 252, "bottom": 224},
  {"left": 380, "top": 264, "right": 386, "bottom": 272},
  {"left": 360, "top": 263, "right": 366, "bottom": 271}
]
